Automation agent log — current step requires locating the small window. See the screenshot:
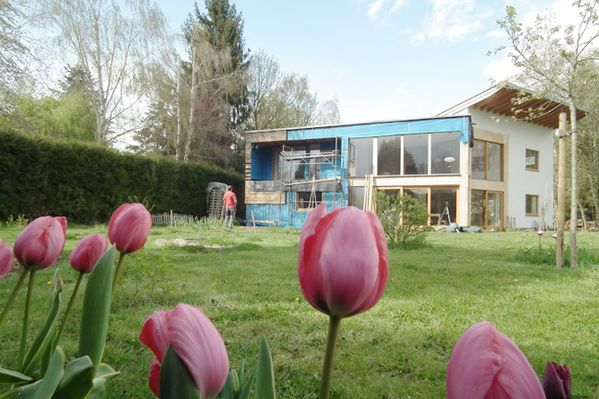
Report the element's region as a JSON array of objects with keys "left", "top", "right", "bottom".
[
  {"left": 525, "top": 195, "right": 539, "bottom": 216},
  {"left": 296, "top": 192, "right": 322, "bottom": 210},
  {"left": 526, "top": 149, "right": 539, "bottom": 171}
]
